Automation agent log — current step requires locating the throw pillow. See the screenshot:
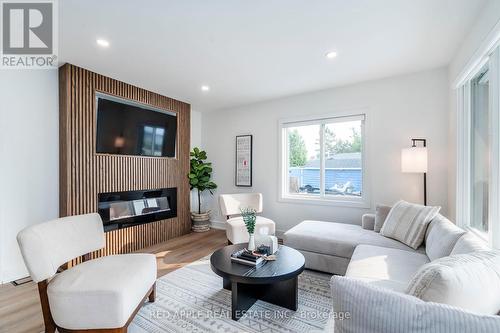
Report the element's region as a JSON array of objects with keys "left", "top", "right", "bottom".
[
  {"left": 374, "top": 204, "right": 391, "bottom": 232},
  {"left": 424, "top": 214, "right": 465, "bottom": 261},
  {"left": 406, "top": 251, "right": 500, "bottom": 315},
  {"left": 380, "top": 200, "right": 440, "bottom": 249},
  {"left": 331, "top": 276, "right": 500, "bottom": 333}
]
